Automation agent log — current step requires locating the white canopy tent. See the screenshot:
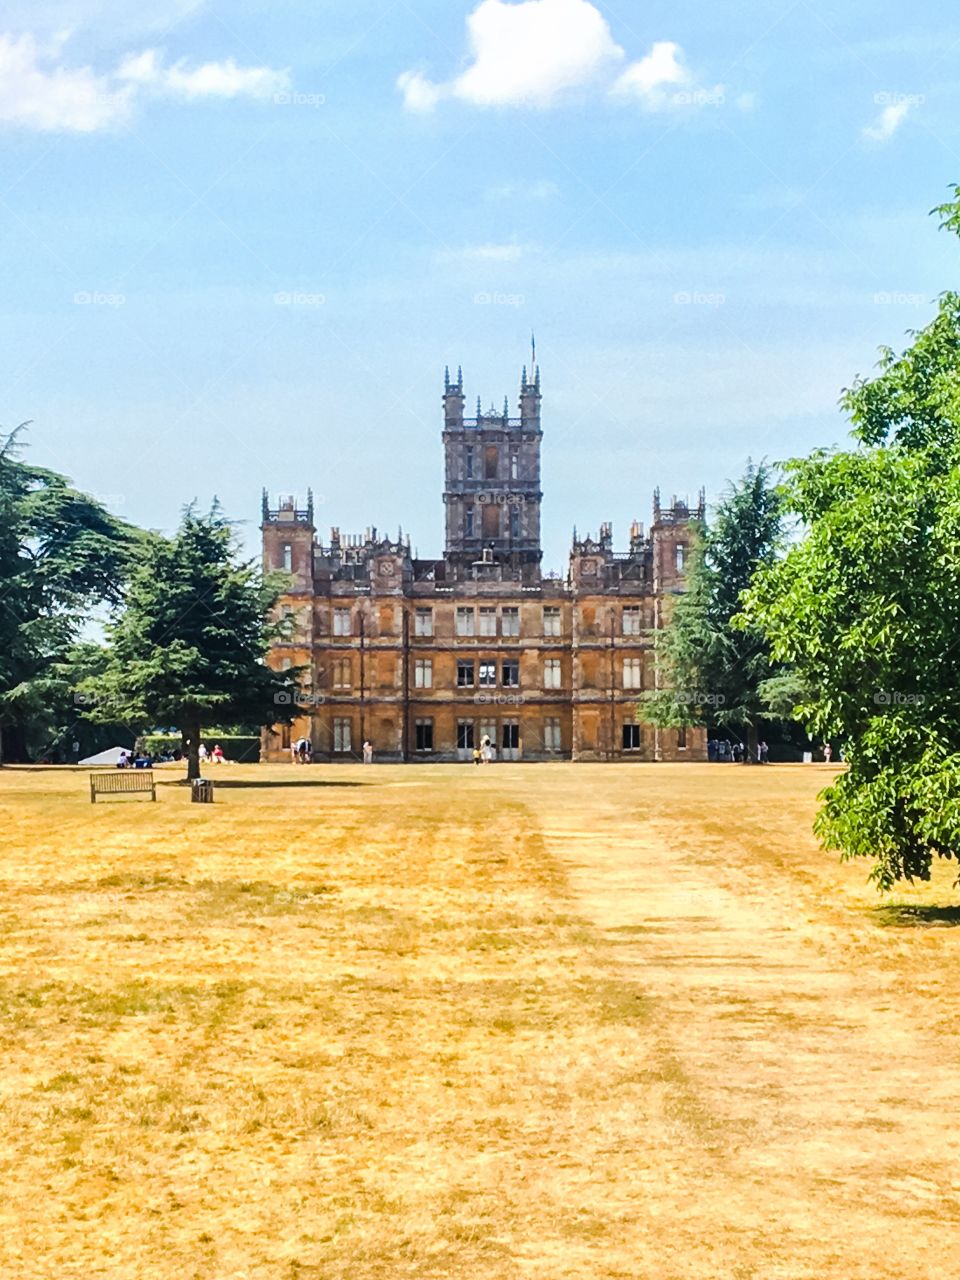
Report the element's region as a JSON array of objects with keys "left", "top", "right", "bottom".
[{"left": 78, "top": 746, "right": 130, "bottom": 766}]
